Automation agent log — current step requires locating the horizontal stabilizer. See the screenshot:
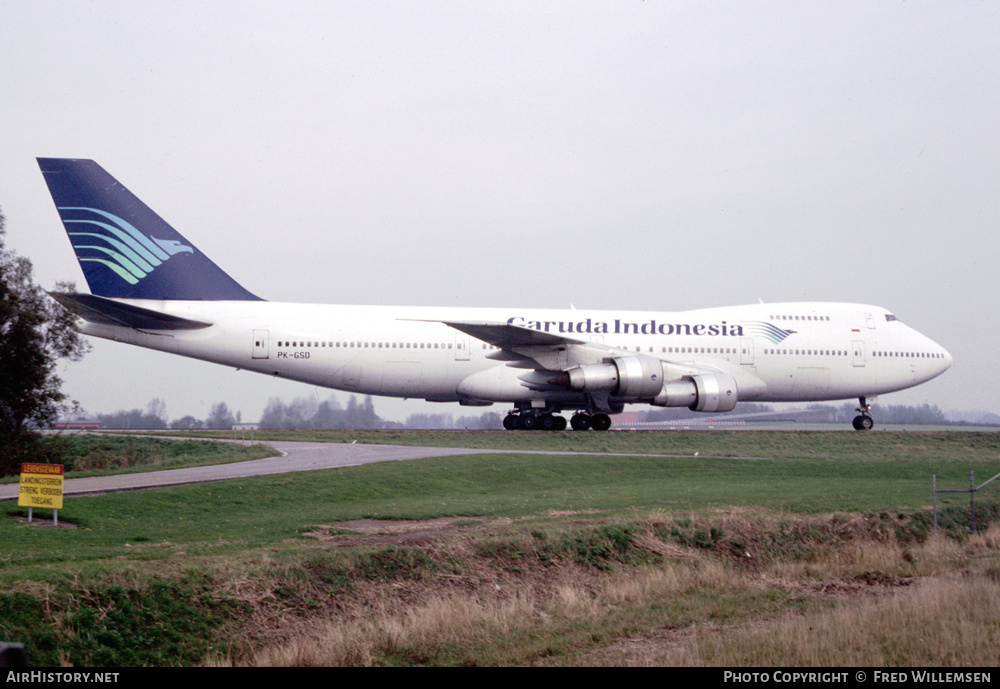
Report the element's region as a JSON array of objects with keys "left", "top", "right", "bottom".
[{"left": 49, "top": 292, "right": 212, "bottom": 330}]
